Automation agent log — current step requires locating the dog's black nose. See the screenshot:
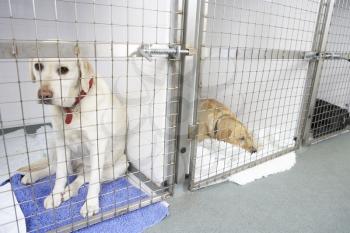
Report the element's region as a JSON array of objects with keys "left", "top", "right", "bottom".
[
  {"left": 250, "top": 148, "right": 257, "bottom": 154},
  {"left": 38, "top": 87, "right": 53, "bottom": 104}
]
